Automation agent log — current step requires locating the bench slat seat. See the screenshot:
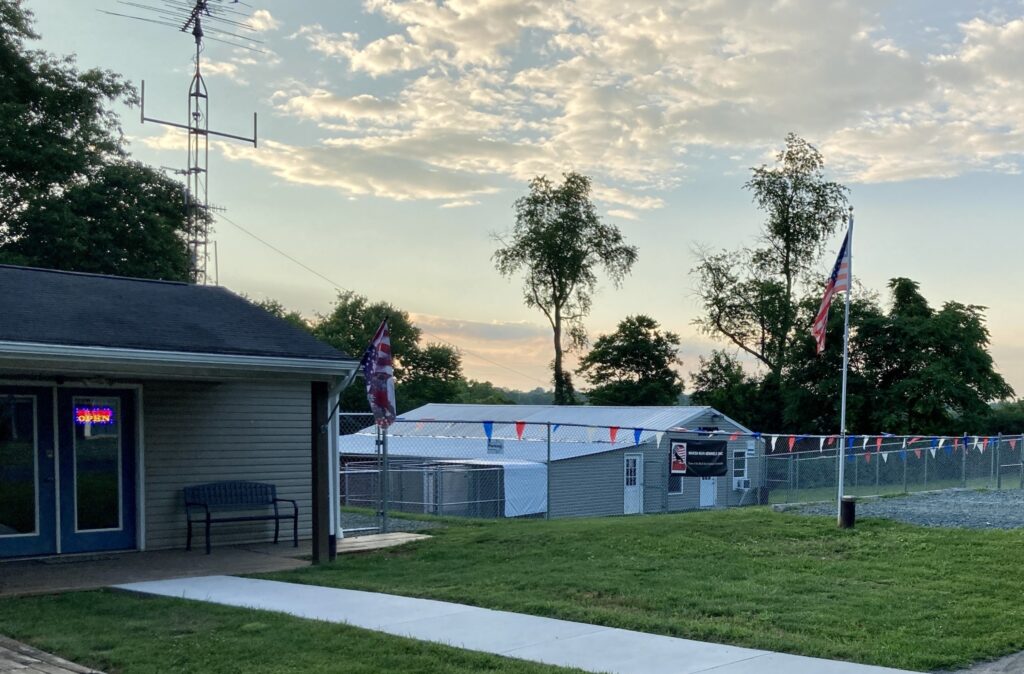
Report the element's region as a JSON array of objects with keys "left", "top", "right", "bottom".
[{"left": 184, "top": 480, "right": 298, "bottom": 554}]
